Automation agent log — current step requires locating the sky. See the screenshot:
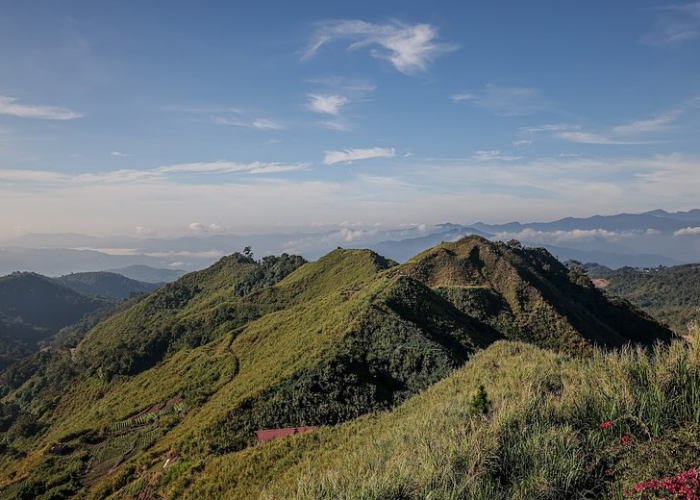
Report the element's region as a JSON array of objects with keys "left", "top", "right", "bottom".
[{"left": 1, "top": 0, "right": 699, "bottom": 238}]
